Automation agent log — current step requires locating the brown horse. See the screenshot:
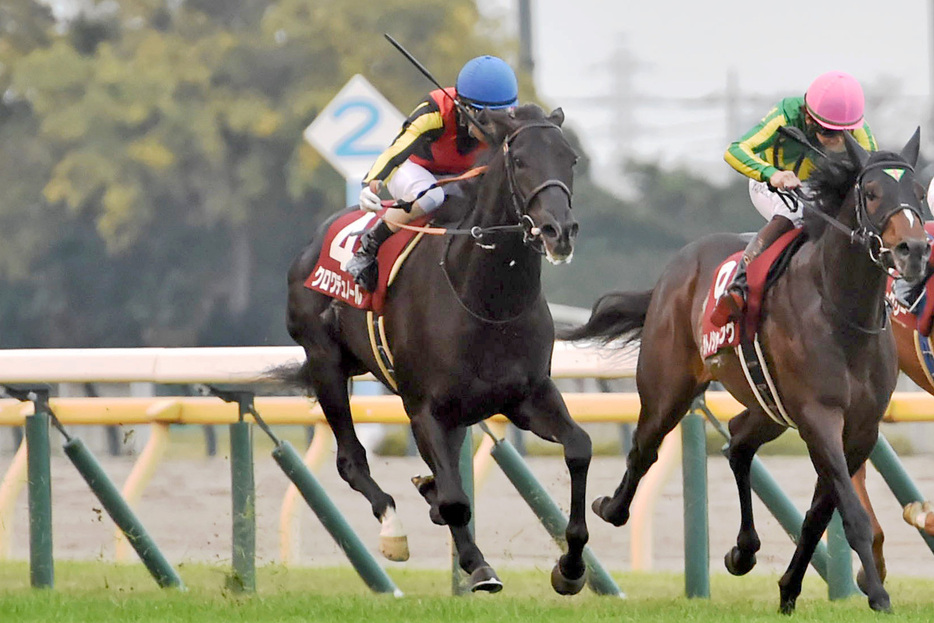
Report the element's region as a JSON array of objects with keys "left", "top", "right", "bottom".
[
  {"left": 851, "top": 279, "right": 934, "bottom": 591},
  {"left": 284, "top": 104, "right": 590, "bottom": 594},
  {"left": 560, "top": 131, "right": 929, "bottom": 613}
]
